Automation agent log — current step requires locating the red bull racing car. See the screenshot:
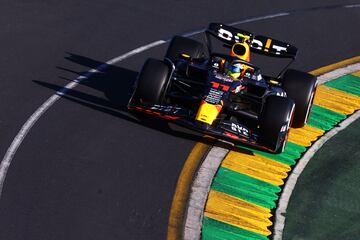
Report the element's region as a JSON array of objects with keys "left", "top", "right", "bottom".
[{"left": 128, "top": 23, "right": 318, "bottom": 153}]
